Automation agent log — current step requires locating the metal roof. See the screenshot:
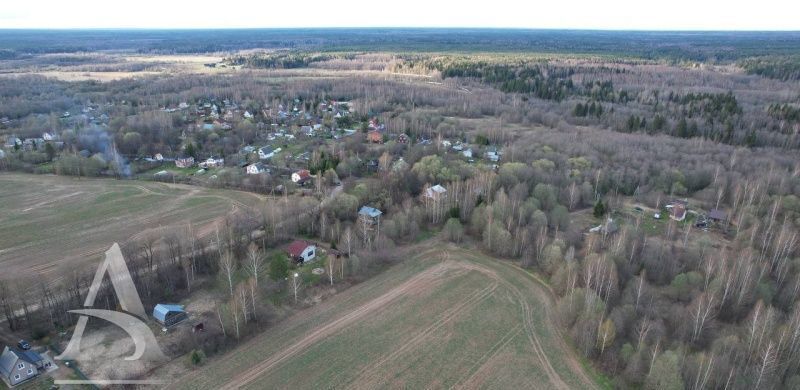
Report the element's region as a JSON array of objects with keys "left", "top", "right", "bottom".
[
  {"left": 0, "top": 347, "right": 17, "bottom": 377},
  {"left": 153, "top": 304, "right": 185, "bottom": 322},
  {"left": 359, "top": 206, "right": 382, "bottom": 218}
]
